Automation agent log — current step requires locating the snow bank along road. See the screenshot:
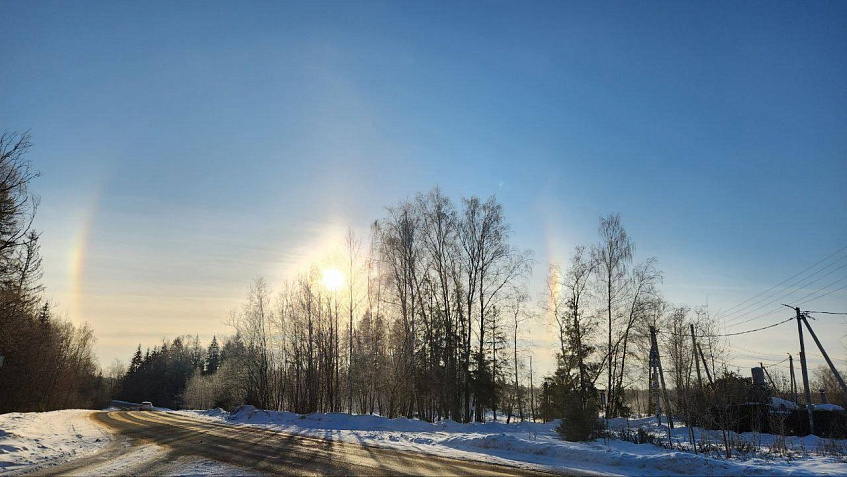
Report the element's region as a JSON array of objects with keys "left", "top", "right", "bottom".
[{"left": 31, "top": 411, "right": 565, "bottom": 476}]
